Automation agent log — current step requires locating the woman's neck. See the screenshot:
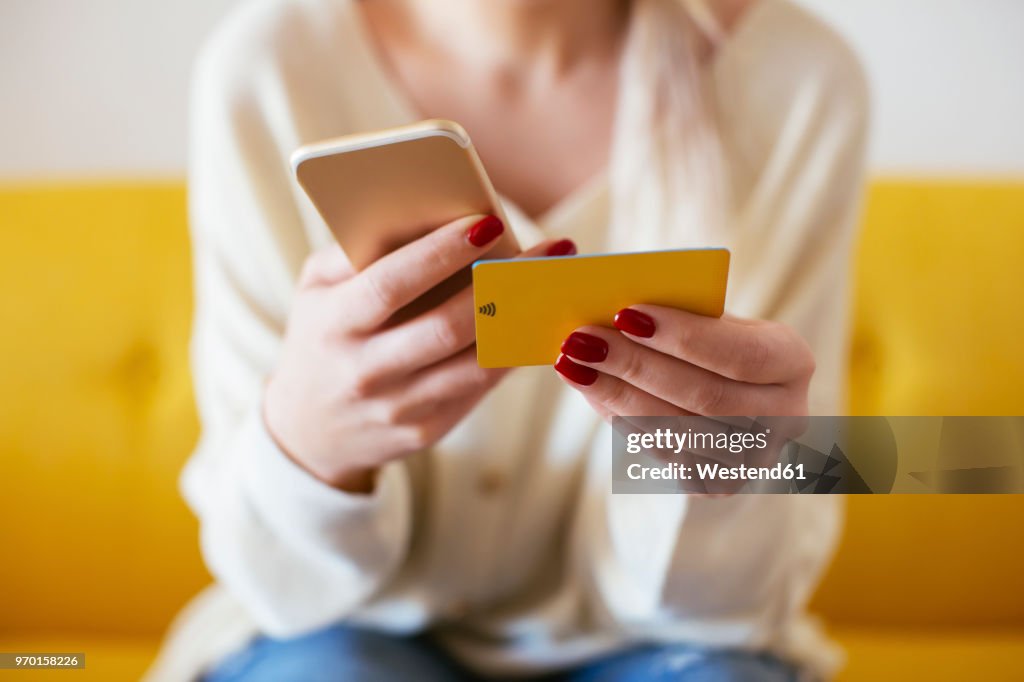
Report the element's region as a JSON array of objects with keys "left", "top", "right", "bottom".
[{"left": 386, "top": 0, "right": 629, "bottom": 77}]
